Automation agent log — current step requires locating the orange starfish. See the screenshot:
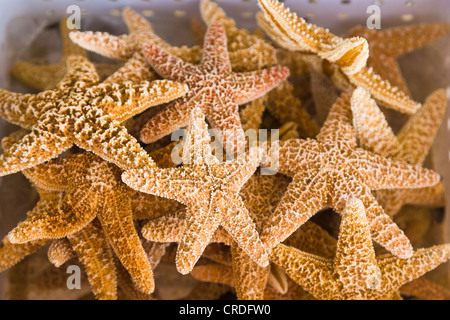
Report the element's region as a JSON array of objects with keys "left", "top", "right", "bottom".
[
  {"left": 139, "top": 22, "right": 289, "bottom": 155},
  {"left": 260, "top": 91, "right": 440, "bottom": 259},
  {"left": 123, "top": 107, "right": 266, "bottom": 275}
]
